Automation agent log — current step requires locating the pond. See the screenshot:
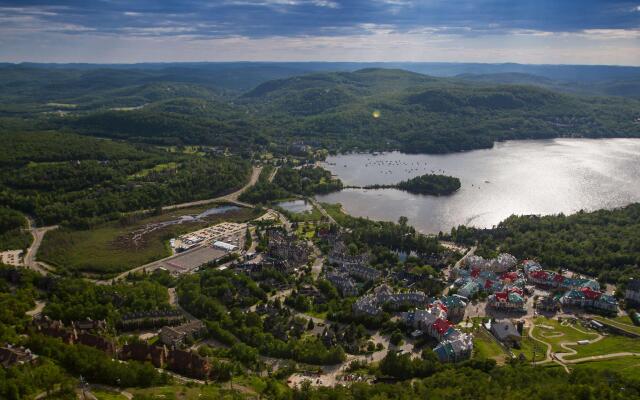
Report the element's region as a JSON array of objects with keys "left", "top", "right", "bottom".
[
  {"left": 316, "top": 138, "right": 640, "bottom": 233},
  {"left": 275, "top": 199, "right": 313, "bottom": 214}
]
